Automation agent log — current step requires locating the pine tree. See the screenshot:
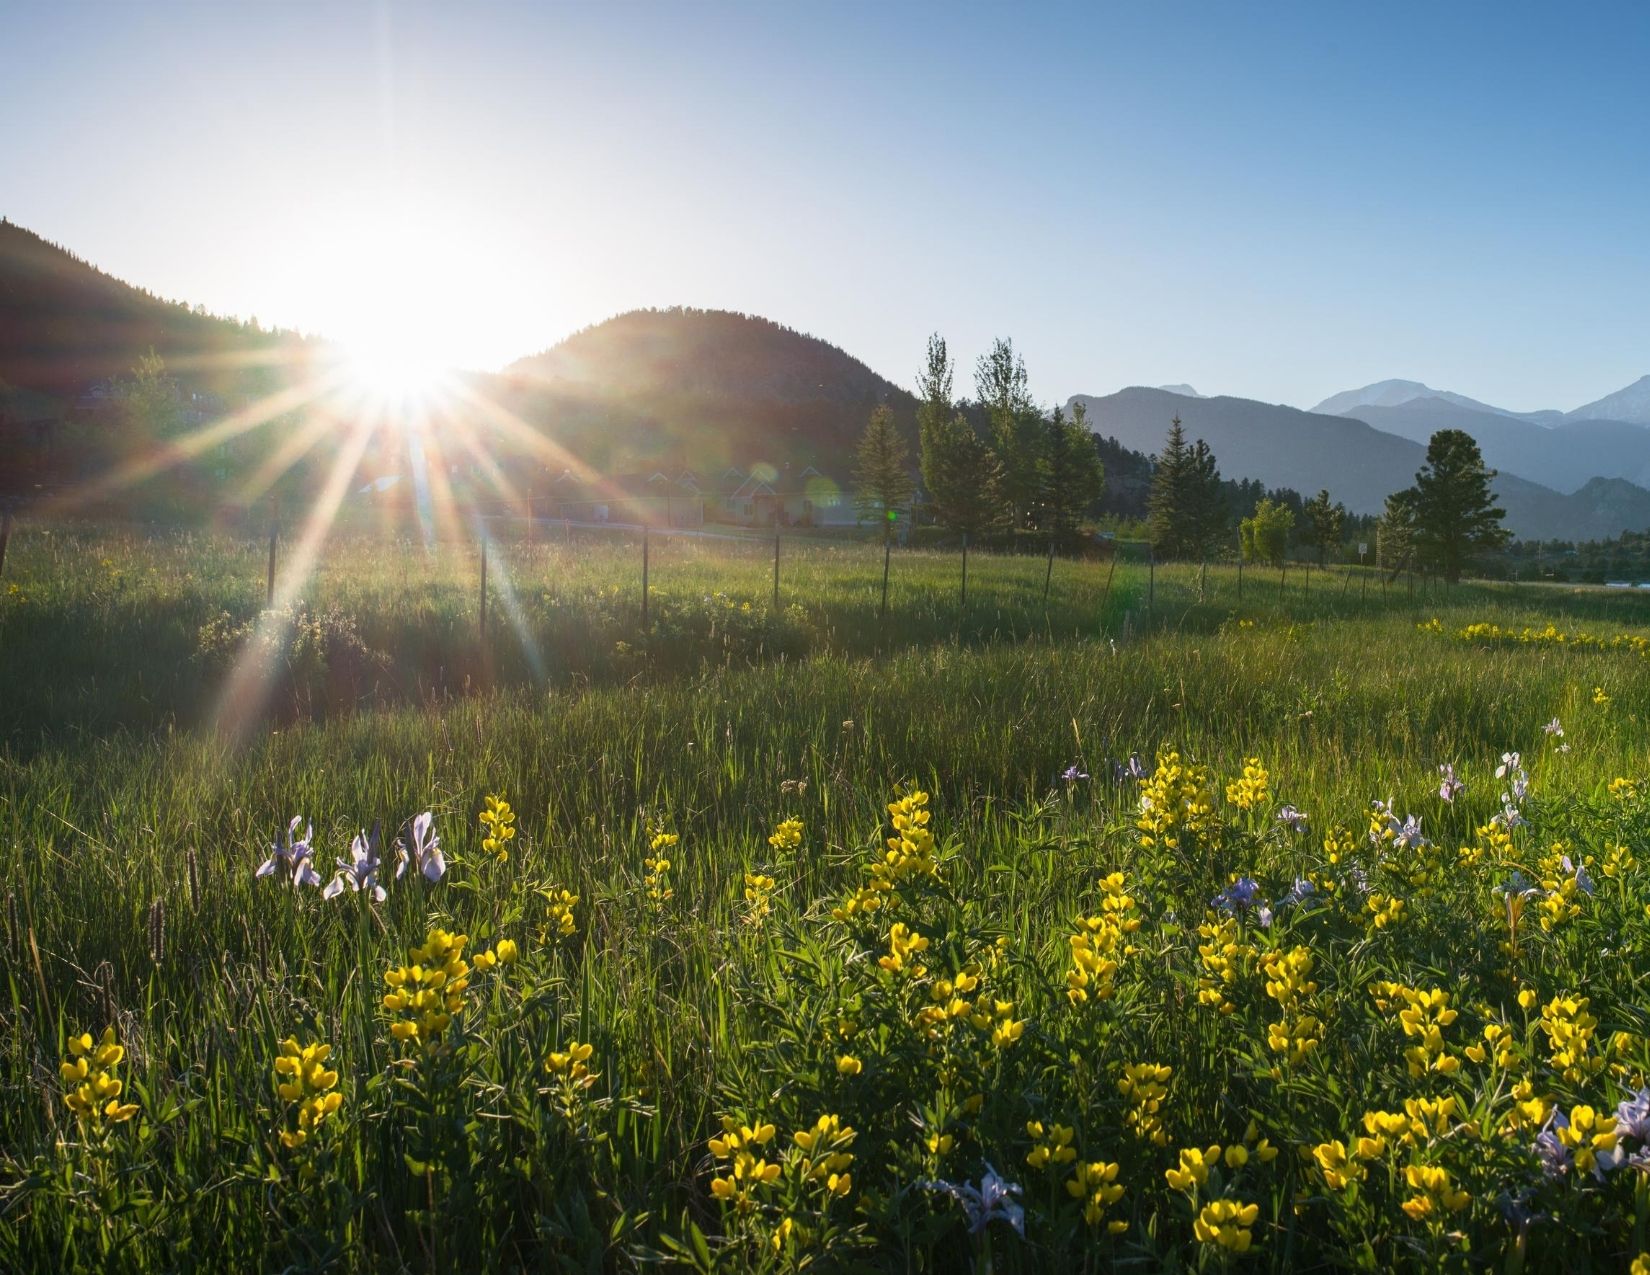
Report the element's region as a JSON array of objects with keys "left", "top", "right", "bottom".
[
  {"left": 1185, "top": 438, "right": 1226, "bottom": 559},
  {"left": 854, "top": 404, "right": 915, "bottom": 542},
  {"left": 922, "top": 412, "right": 1005, "bottom": 536},
  {"left": 1301, "top": 489, "right": 1347, "bottom": 564},
  {"left": 974, "top": 337, "right": 1042, "bottom": 530},
  {"left": 1147, "top": 416, "right": 1192, "bottom": 557},
  {"left": 1040, "top": 403, "right": 1105, "bottom": 544},
  {"left": 1402, "top": 429, "right": 1510, "bottom": 581},
  {"left": 1377, "top": 489, "right": 1417, "bottom": 576}
]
